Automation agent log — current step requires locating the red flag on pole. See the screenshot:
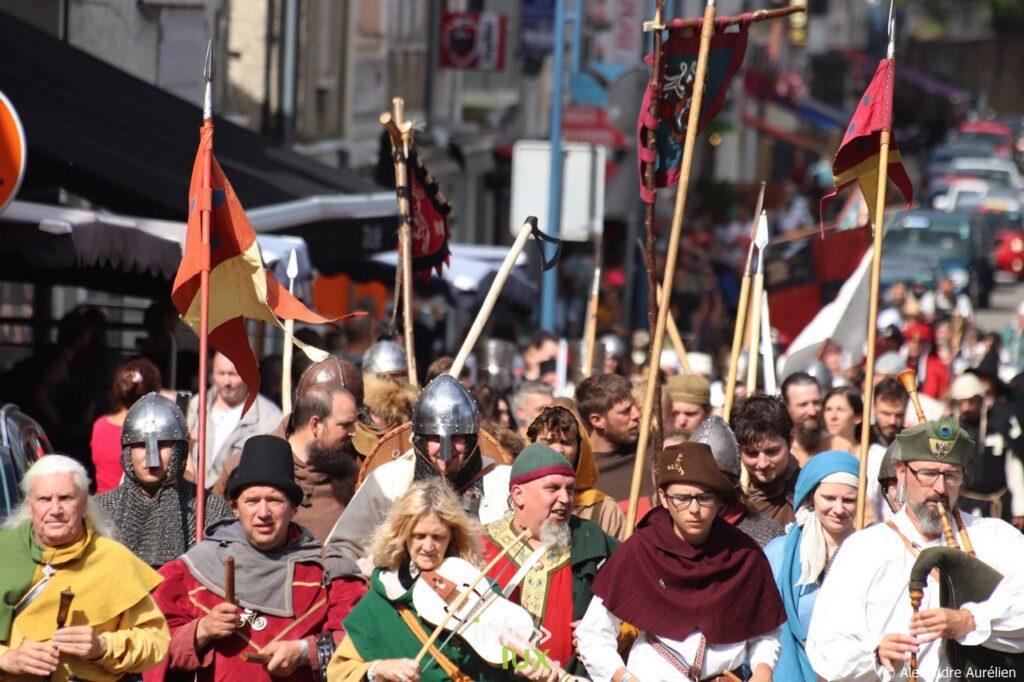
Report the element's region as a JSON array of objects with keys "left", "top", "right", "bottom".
[
  {"left": 819, "top": 58, "right": 913, "bottom": 230},
  {"left": 172, "top": 121, "right": 347, "bottom": 415}
]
